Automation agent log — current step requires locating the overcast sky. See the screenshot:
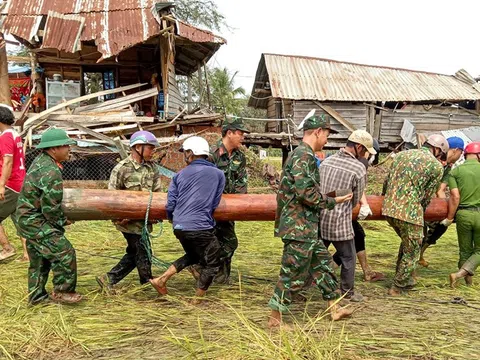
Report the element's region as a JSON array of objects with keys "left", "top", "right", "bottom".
[{"left": 212, "top": 0, "right": 480, "bottom": 93}]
